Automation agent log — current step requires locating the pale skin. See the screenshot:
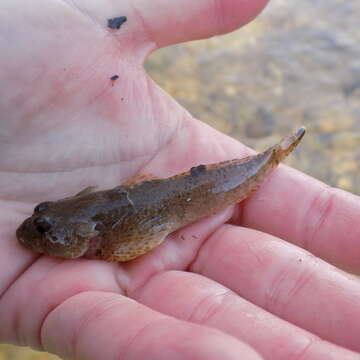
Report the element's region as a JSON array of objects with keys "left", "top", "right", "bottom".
[{"left": 1, "top": 1, "right": 360, "bottom": 359}]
